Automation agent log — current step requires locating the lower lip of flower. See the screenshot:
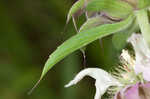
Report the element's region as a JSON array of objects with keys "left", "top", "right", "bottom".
[{"left": 115, "top": 82, "right": 150, "bottom": 99}]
